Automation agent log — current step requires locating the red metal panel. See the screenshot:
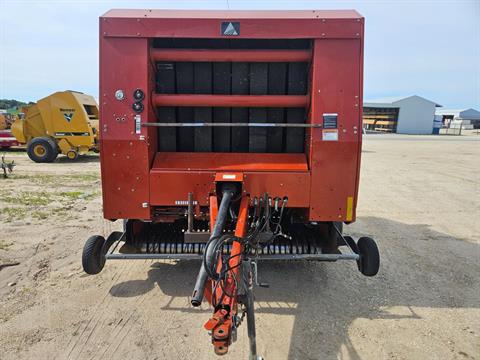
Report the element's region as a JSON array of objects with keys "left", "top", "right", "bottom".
[
  {"left": 99, "top": 37, "right": 152, "bottom": 219},
  {"left": 149, "top": 172, "right": 215, "bottom": 206},
  {"left": 101, "top": 141, "right": 150, "bottom": 219},
  {"left": 100, "top": 10, "right": 363, "bottom": 39},
  {"left": 152, "top": 94, "right": 309, "bottom": 108},
  {"left": 149, "top": 171, "right": 310, "bottom": 208},
  {"left": 308, "top": 38, "right": 363, "bottom": 221},
  {"left": 151, "top": 49, "right": 311, "bottom": 62},
  {"left": 243, "top": 172, "right": 310, "bottom": 206},
  {"left": 151, "top": 152, "right": 308, "bottom": 172}
]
